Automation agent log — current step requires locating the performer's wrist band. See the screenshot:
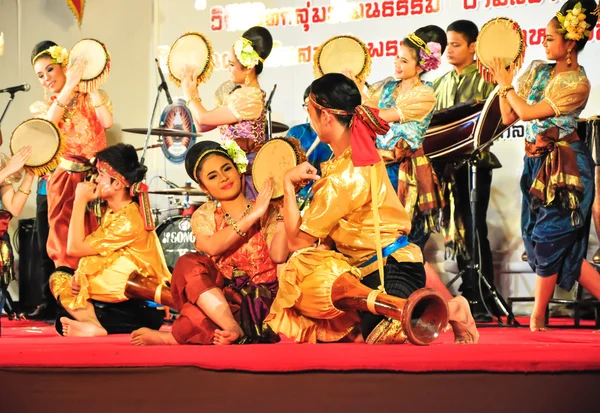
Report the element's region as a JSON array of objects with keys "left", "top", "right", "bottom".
[
  {"left": 54, "top": 99, "right": 67, "bottom": 109},
  {"left": 93, "top": 99, "right": 107, "bottom": 108},
  {"left": 230, "top": 220, "right": 247, "bottom": 237},
  {"left": 18, "top": 187, "right": 32, "bottom": 195},
  {"left": 499, "top": 86, "right": 514, "bottom": 98},
  {"left": 186, "top": 96, "right": 202, "bottom": 107}
]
